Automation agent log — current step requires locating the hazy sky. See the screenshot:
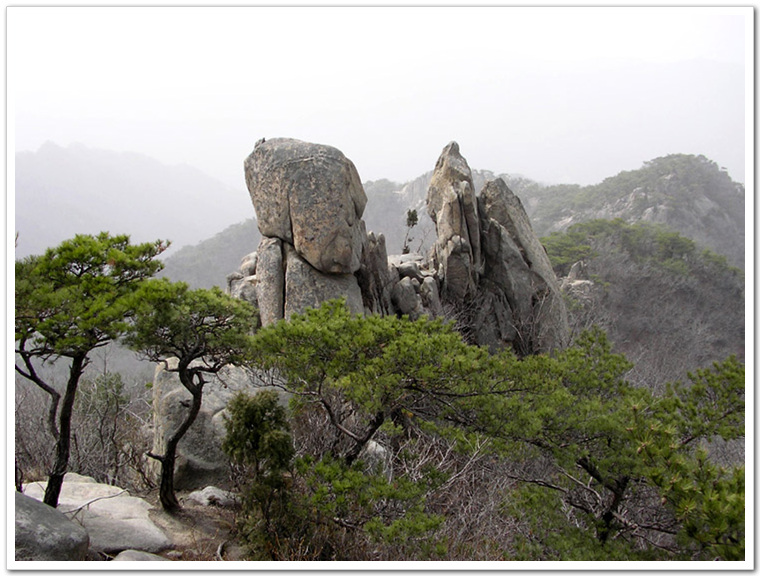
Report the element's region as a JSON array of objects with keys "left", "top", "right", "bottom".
[{"left": 9, "top": 6, "right": 750, "bottom": 189}]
